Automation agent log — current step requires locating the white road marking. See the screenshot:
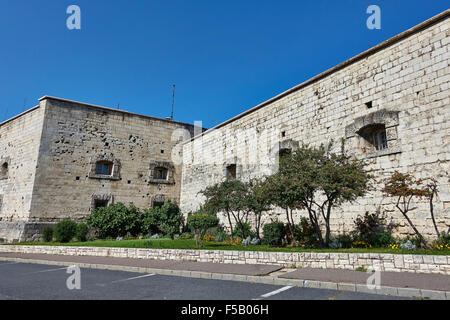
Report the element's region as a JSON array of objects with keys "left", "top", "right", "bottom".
[
  {"left": 253, "top": 286, "right": 294, "bottom": 300},
  {"left": 110, "top": 273, "right": 155, "bottom": 284},
  {"left": 24, "top": 267, "right": 68, "bottom": 274}
]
